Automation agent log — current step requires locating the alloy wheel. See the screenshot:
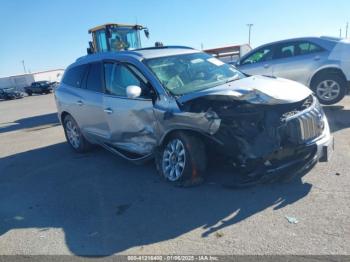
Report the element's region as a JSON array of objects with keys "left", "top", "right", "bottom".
[
  {"left": 162, "top": 139, "right": 186, "bottom": 181},
  {"left": 65, "top": 120, "right": 80, "bottom": 149},
  {"left": 316, "top": 80, "right": 340, "bottom": 102}
]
